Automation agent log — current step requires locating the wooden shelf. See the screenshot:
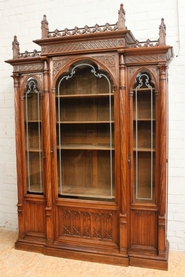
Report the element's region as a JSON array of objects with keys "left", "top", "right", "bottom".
[
  {"left": 133, "top": 118, "right": 155, "bottom": 121},
  {"left": 26, "top": 148, "right": 42, "bottom": 153},
  {"left": 133, "top": 147, "right": 155, "bottom": 152},
  {"left": 59, "top": 185, "right": 115, "bottom": 199},
  {"left": 58, "top": 144, "right": 115, "bottom": 150},
  {"left": 133, "top": 88, "right": 155, "bottom": 91},
  {"left": 25, "top": 120, "right": 41, "bottom": 123},
  {"left": 56, "top": 93, "right": 113, "bottom": 98},
  {"left": 57, "top": 120, "right": 114, "bottom": 124}
]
